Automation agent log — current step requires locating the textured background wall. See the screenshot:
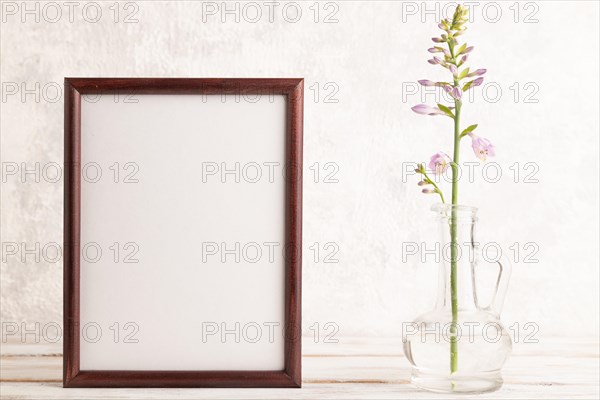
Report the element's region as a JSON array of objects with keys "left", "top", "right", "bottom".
[{"left": 1, "top": 1, "right": 599, "bottom": 341}]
